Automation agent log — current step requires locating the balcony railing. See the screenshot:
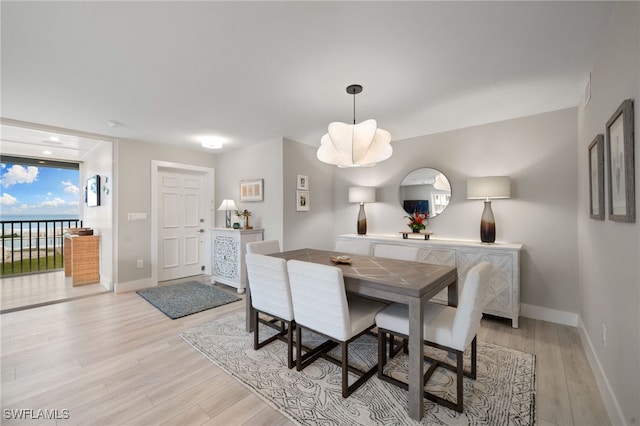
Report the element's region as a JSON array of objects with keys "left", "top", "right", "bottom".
[{"left": 1, "top": 219, "right": 83, "bottom": 276}]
